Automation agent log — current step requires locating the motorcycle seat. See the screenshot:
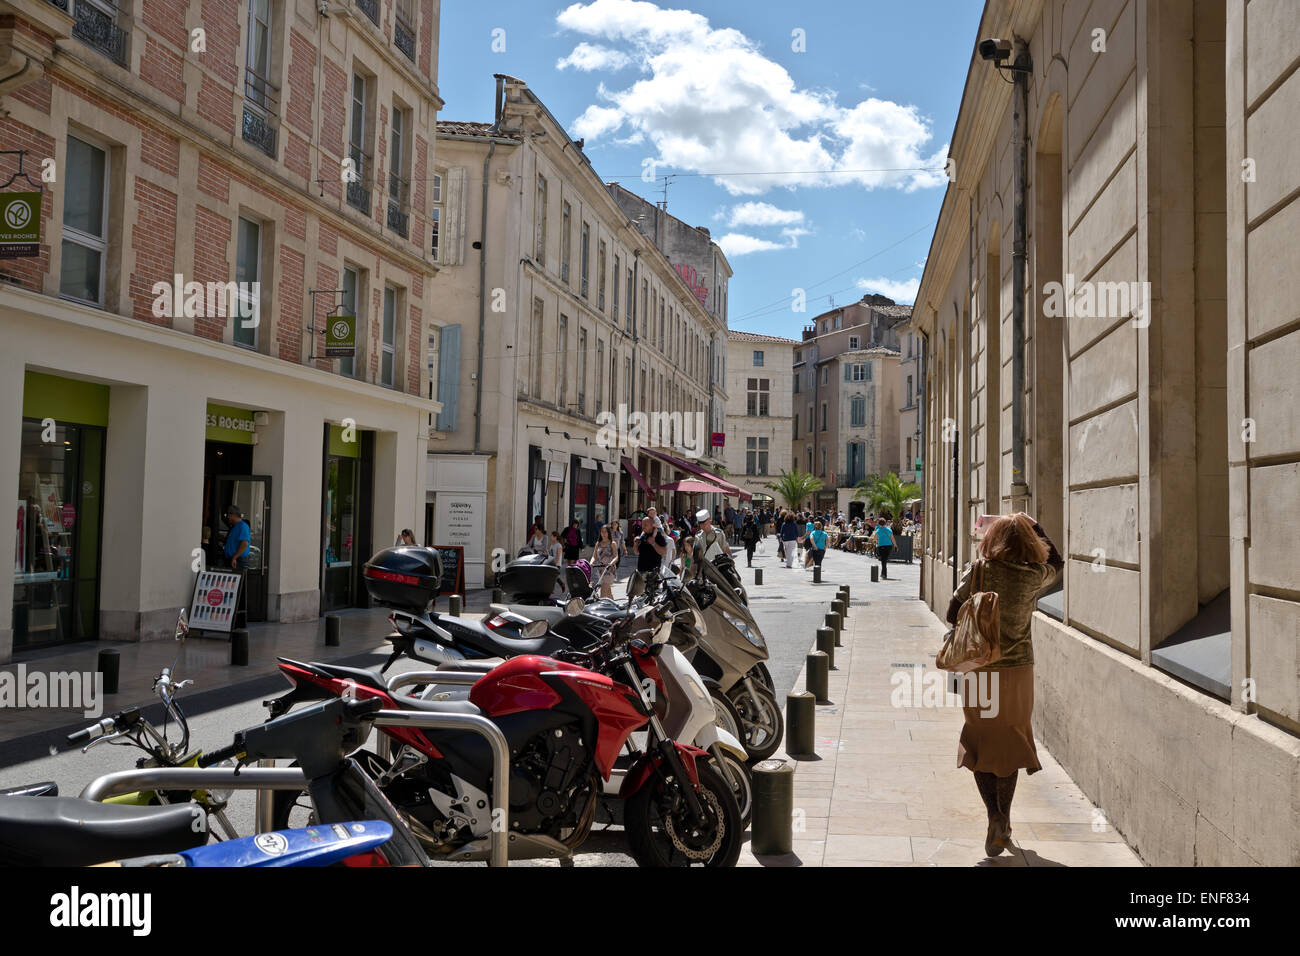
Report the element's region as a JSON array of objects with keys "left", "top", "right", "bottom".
[
  {"left": 310, "top": 662, "right": 389, "bottom": 692},
  {"left": 503, "top": 604, "right": 566, "bottom": 624},
  {"left": 0, "top": 796, "right": 205, "bottom": 866},
  {"left": 393, "top": 695, "right": 485, "bottom": 717}
]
